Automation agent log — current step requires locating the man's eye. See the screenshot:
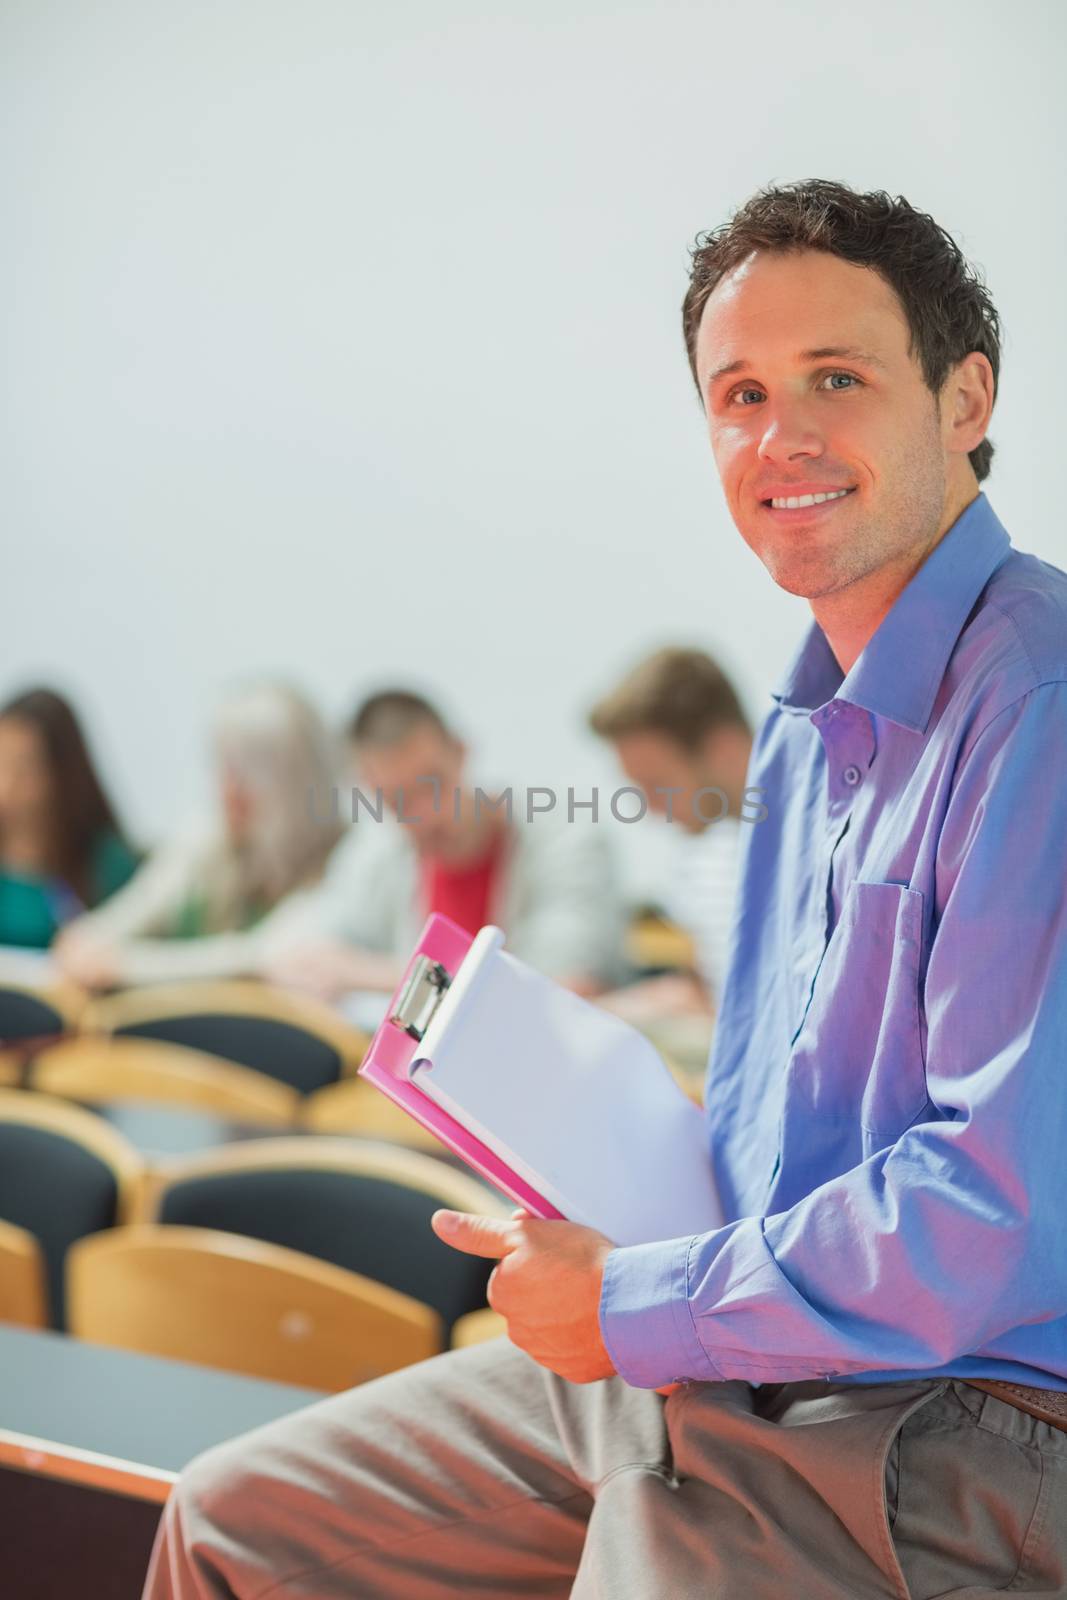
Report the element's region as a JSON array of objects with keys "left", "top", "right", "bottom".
[{"left": 723, "top": 370, "right": 864, "bottom": 407}]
